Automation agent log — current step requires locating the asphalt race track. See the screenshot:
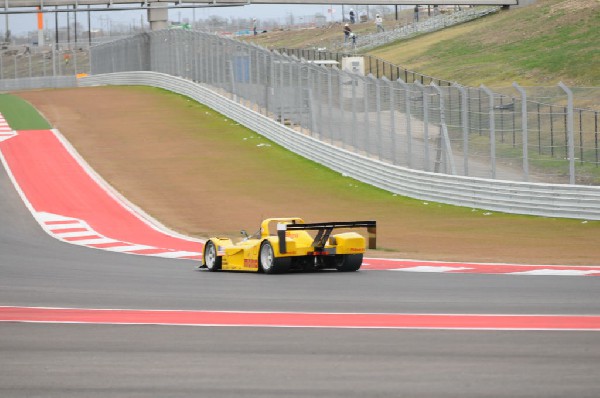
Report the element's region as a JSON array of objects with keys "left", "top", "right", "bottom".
[{"left": 1, "top": 146, "right": 600, "bottom": 397}]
